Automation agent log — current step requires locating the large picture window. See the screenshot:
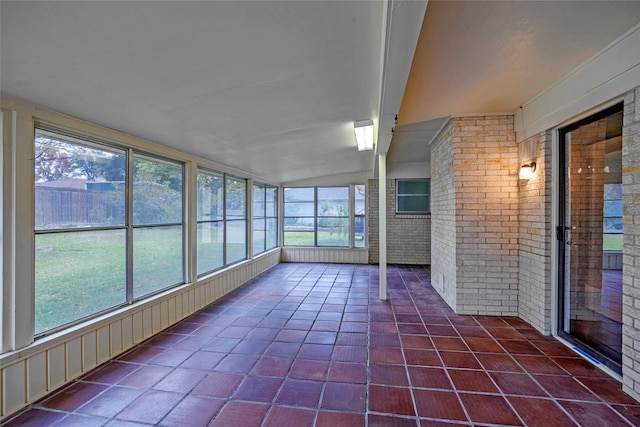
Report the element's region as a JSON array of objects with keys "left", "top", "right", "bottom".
[
  {"left": 284, "top": 186, "right": 359, "bottom": 247},
  {"left": 253, "top": 183, "right": 278, "bottom": 255},
  {"left": 34, "top": 129, "right": 185, "bottom": 335},
  {"left": 196, "top": 169, "right": 248, "bottom": 275}
]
